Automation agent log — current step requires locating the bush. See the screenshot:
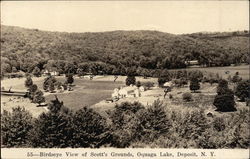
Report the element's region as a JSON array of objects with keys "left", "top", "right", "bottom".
[
  {"left": 43, "top": 76, "right": 57, "bottom": 91},
  {"left": 25, "top": 76, "right": 33, "bottom": 89},
  {"left": 136, "top": 81, "right": 141, "bottom": 87},
  {"left": 169, "top": 94, "right": 173, "bottom": 99},
  {"left": 189, "top": 78, "right": 200, "bottom": 92},
  {"left": 182, "top": 92, "right": 193, "bottom": 102},
  {"left": 66, "top": 74, "right": 74, "bottom": 85},
  {"left": 126, "top": 75, "right": 136, "bottom": 86},
  {"left": 217, "top": 79, "right": 229, "bottom": 95},
  {"left": 235, "top": 80, "right": 250, "bottom": 102},
  {"left": 142, "top": 81, "right": 154, "bottom": 90},
  {"left": 32, "top": 67, "right": 41, "bottom": 77},
  {"left": 158, "top": 77, "right": 171, "bottom": 87},
  {"left": 33, "top": 90, "right": 45, "bottom": 105}
]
